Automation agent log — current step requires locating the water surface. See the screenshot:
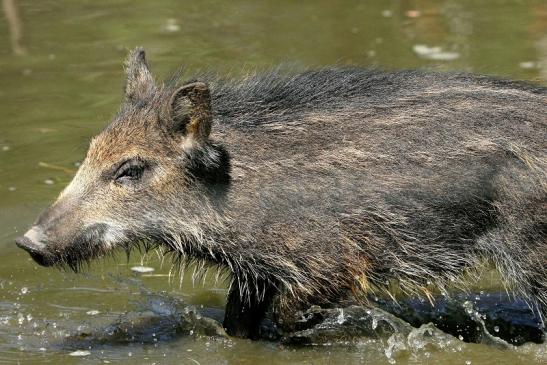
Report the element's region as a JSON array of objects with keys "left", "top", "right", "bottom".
[{"left": 1, "top": 0, "right": 546, "bottom": 363}]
